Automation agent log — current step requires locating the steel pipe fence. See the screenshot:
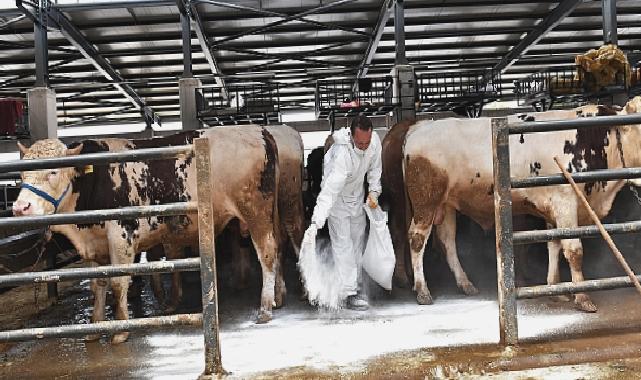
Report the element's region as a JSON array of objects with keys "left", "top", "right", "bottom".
[
  {"left": 492, "top": 113, "right": 641, "bottom": 345},
  {"left": 0, "top": 140, "right": 223, "bottom": 376},
  {"left": 0, "top": 203, "right": 197, "bottom": 229},
  {"left": 0, "top": 145, "right": 192, "bottom": 172},
  {"left": 0, "top": 314, "right": 203, "bottom": 343},
  {"left": 0, "top": 258, "right": 200, "bottom": 287}
]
